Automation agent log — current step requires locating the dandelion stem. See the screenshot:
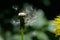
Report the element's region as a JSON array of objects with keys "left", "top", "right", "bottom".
[{"left": 21, "top": 29, "right": 24, "bottom": 40}]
